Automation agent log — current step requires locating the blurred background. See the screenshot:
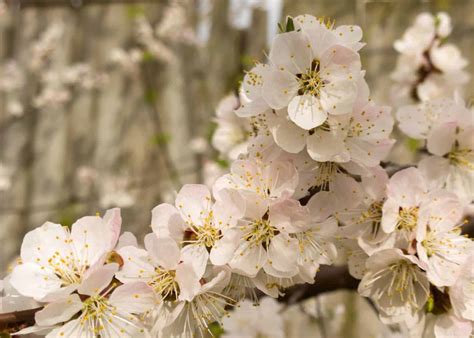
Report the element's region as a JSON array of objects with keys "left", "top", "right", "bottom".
[{"left": 0, "top": 0, "right": 473, "bottom": 278}]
